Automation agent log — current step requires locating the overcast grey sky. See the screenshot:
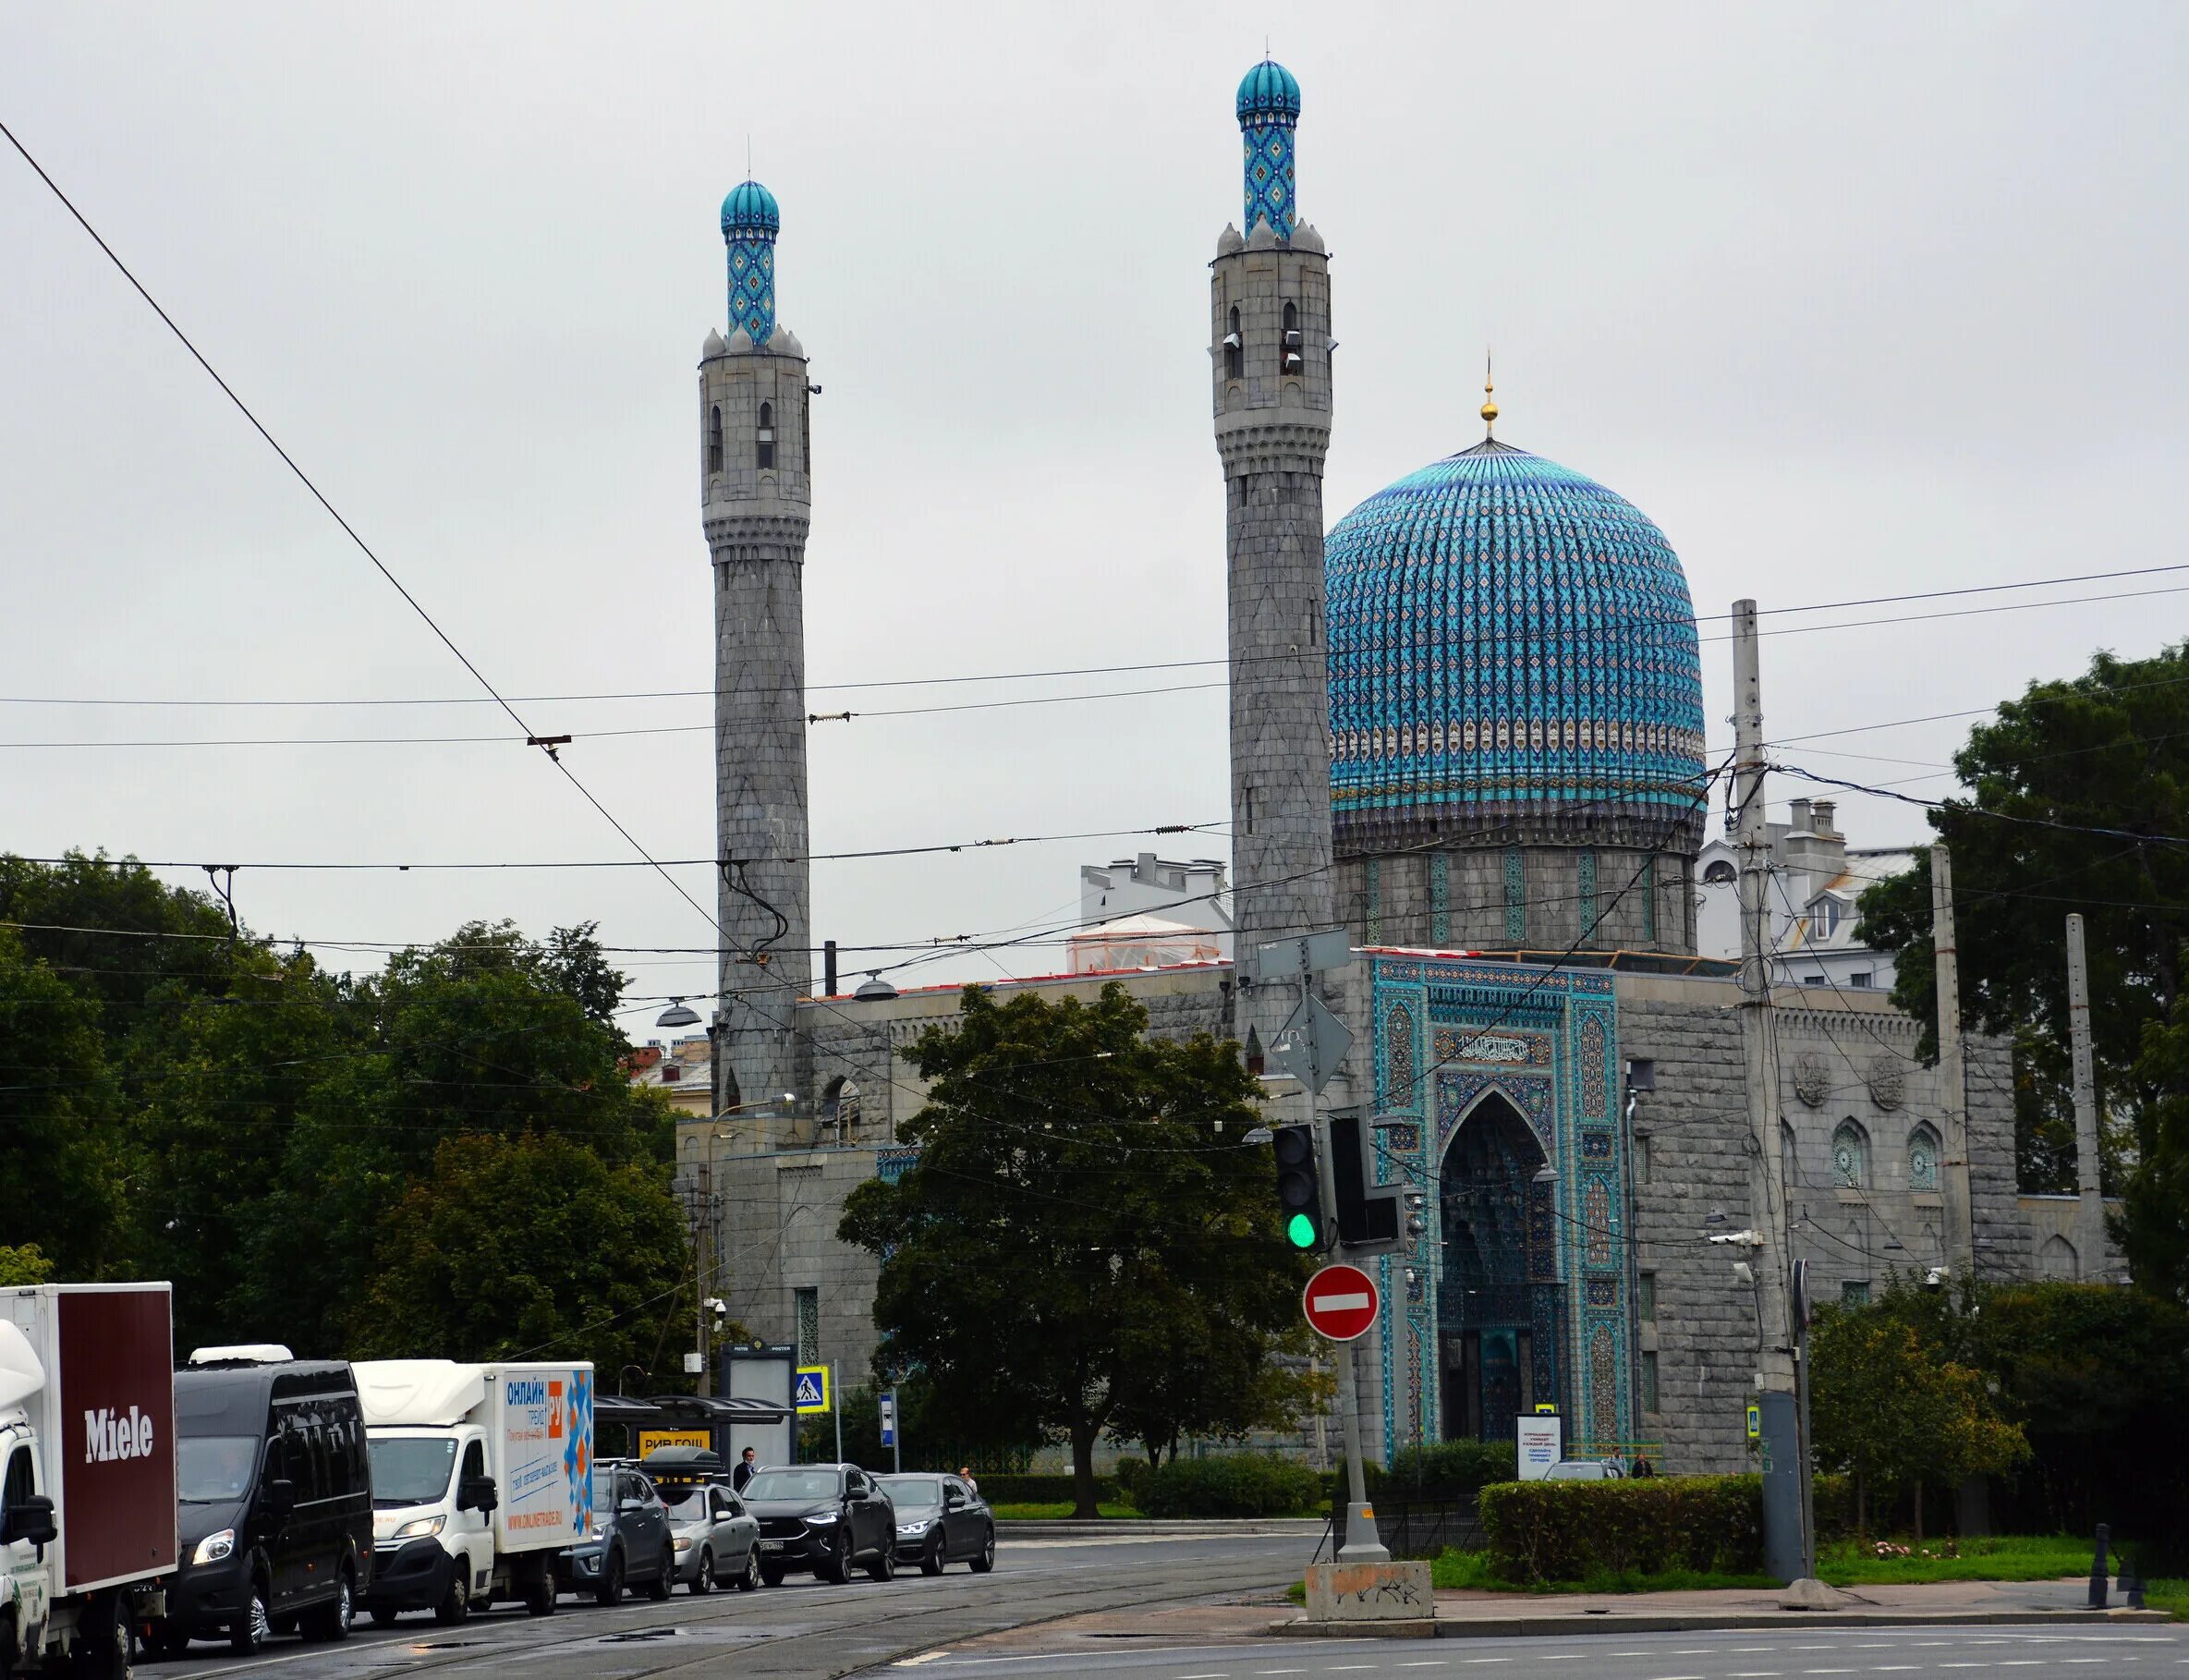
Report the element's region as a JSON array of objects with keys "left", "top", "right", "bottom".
[{"left": 6, "top": 3, "right": 2186, "bottom": 1017}]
